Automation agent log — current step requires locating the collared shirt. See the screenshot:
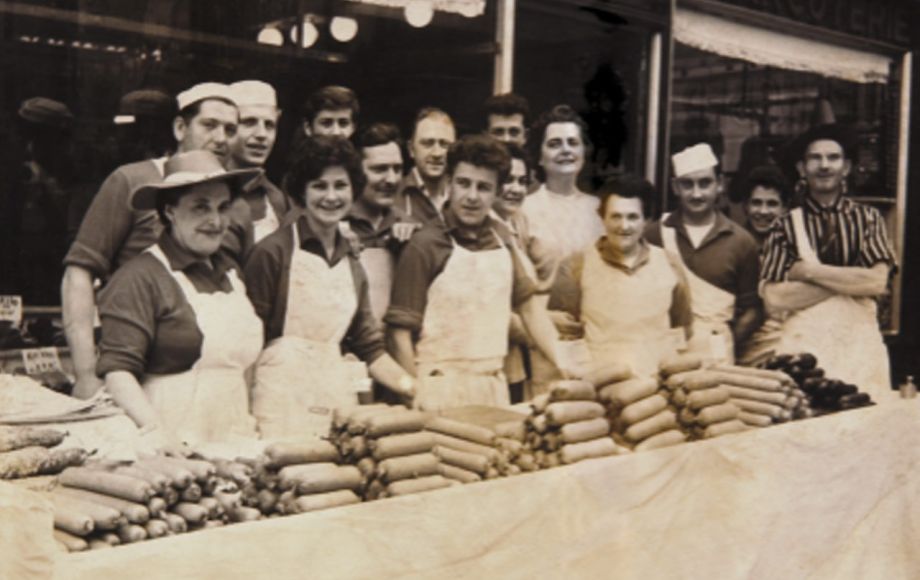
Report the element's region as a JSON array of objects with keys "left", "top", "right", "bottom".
[
  {"left": 96, "top": 232, "right": 240, "bottom": 380},
  {"left": 549, "top": 237, "right": 692, "bottom": 328},
  {"left": 242, "top": 173, "right": 293, "bottom": 228},
  {"left": 384, "top": 208, "right": 538, "bottom": 332},
  {"left": 344, "top": 202, "right": 414, "bottom": 252},
  {"left": 760, "top": 195, "right": 897, "bottom": 283},
  {"left": 243, "top": 213, "right": 385, "bottom": 363},
  {"left": 64, "top": 158, "right": 164, "bottom": 280},
  {"left": 644, "top": 210, "right": 761, "bottom": 311},
  {"left": 393, "top": 168, "right": 447, "bottom": 227}
]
